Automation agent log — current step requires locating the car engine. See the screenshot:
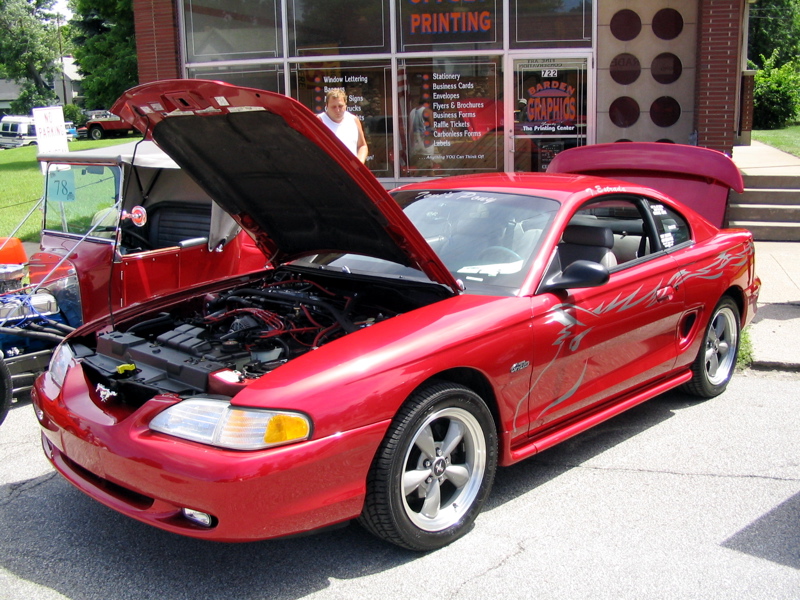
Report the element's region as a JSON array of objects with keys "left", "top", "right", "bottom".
[{"left": 77, "top": 268, "right": 449, "bottom": 411}]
